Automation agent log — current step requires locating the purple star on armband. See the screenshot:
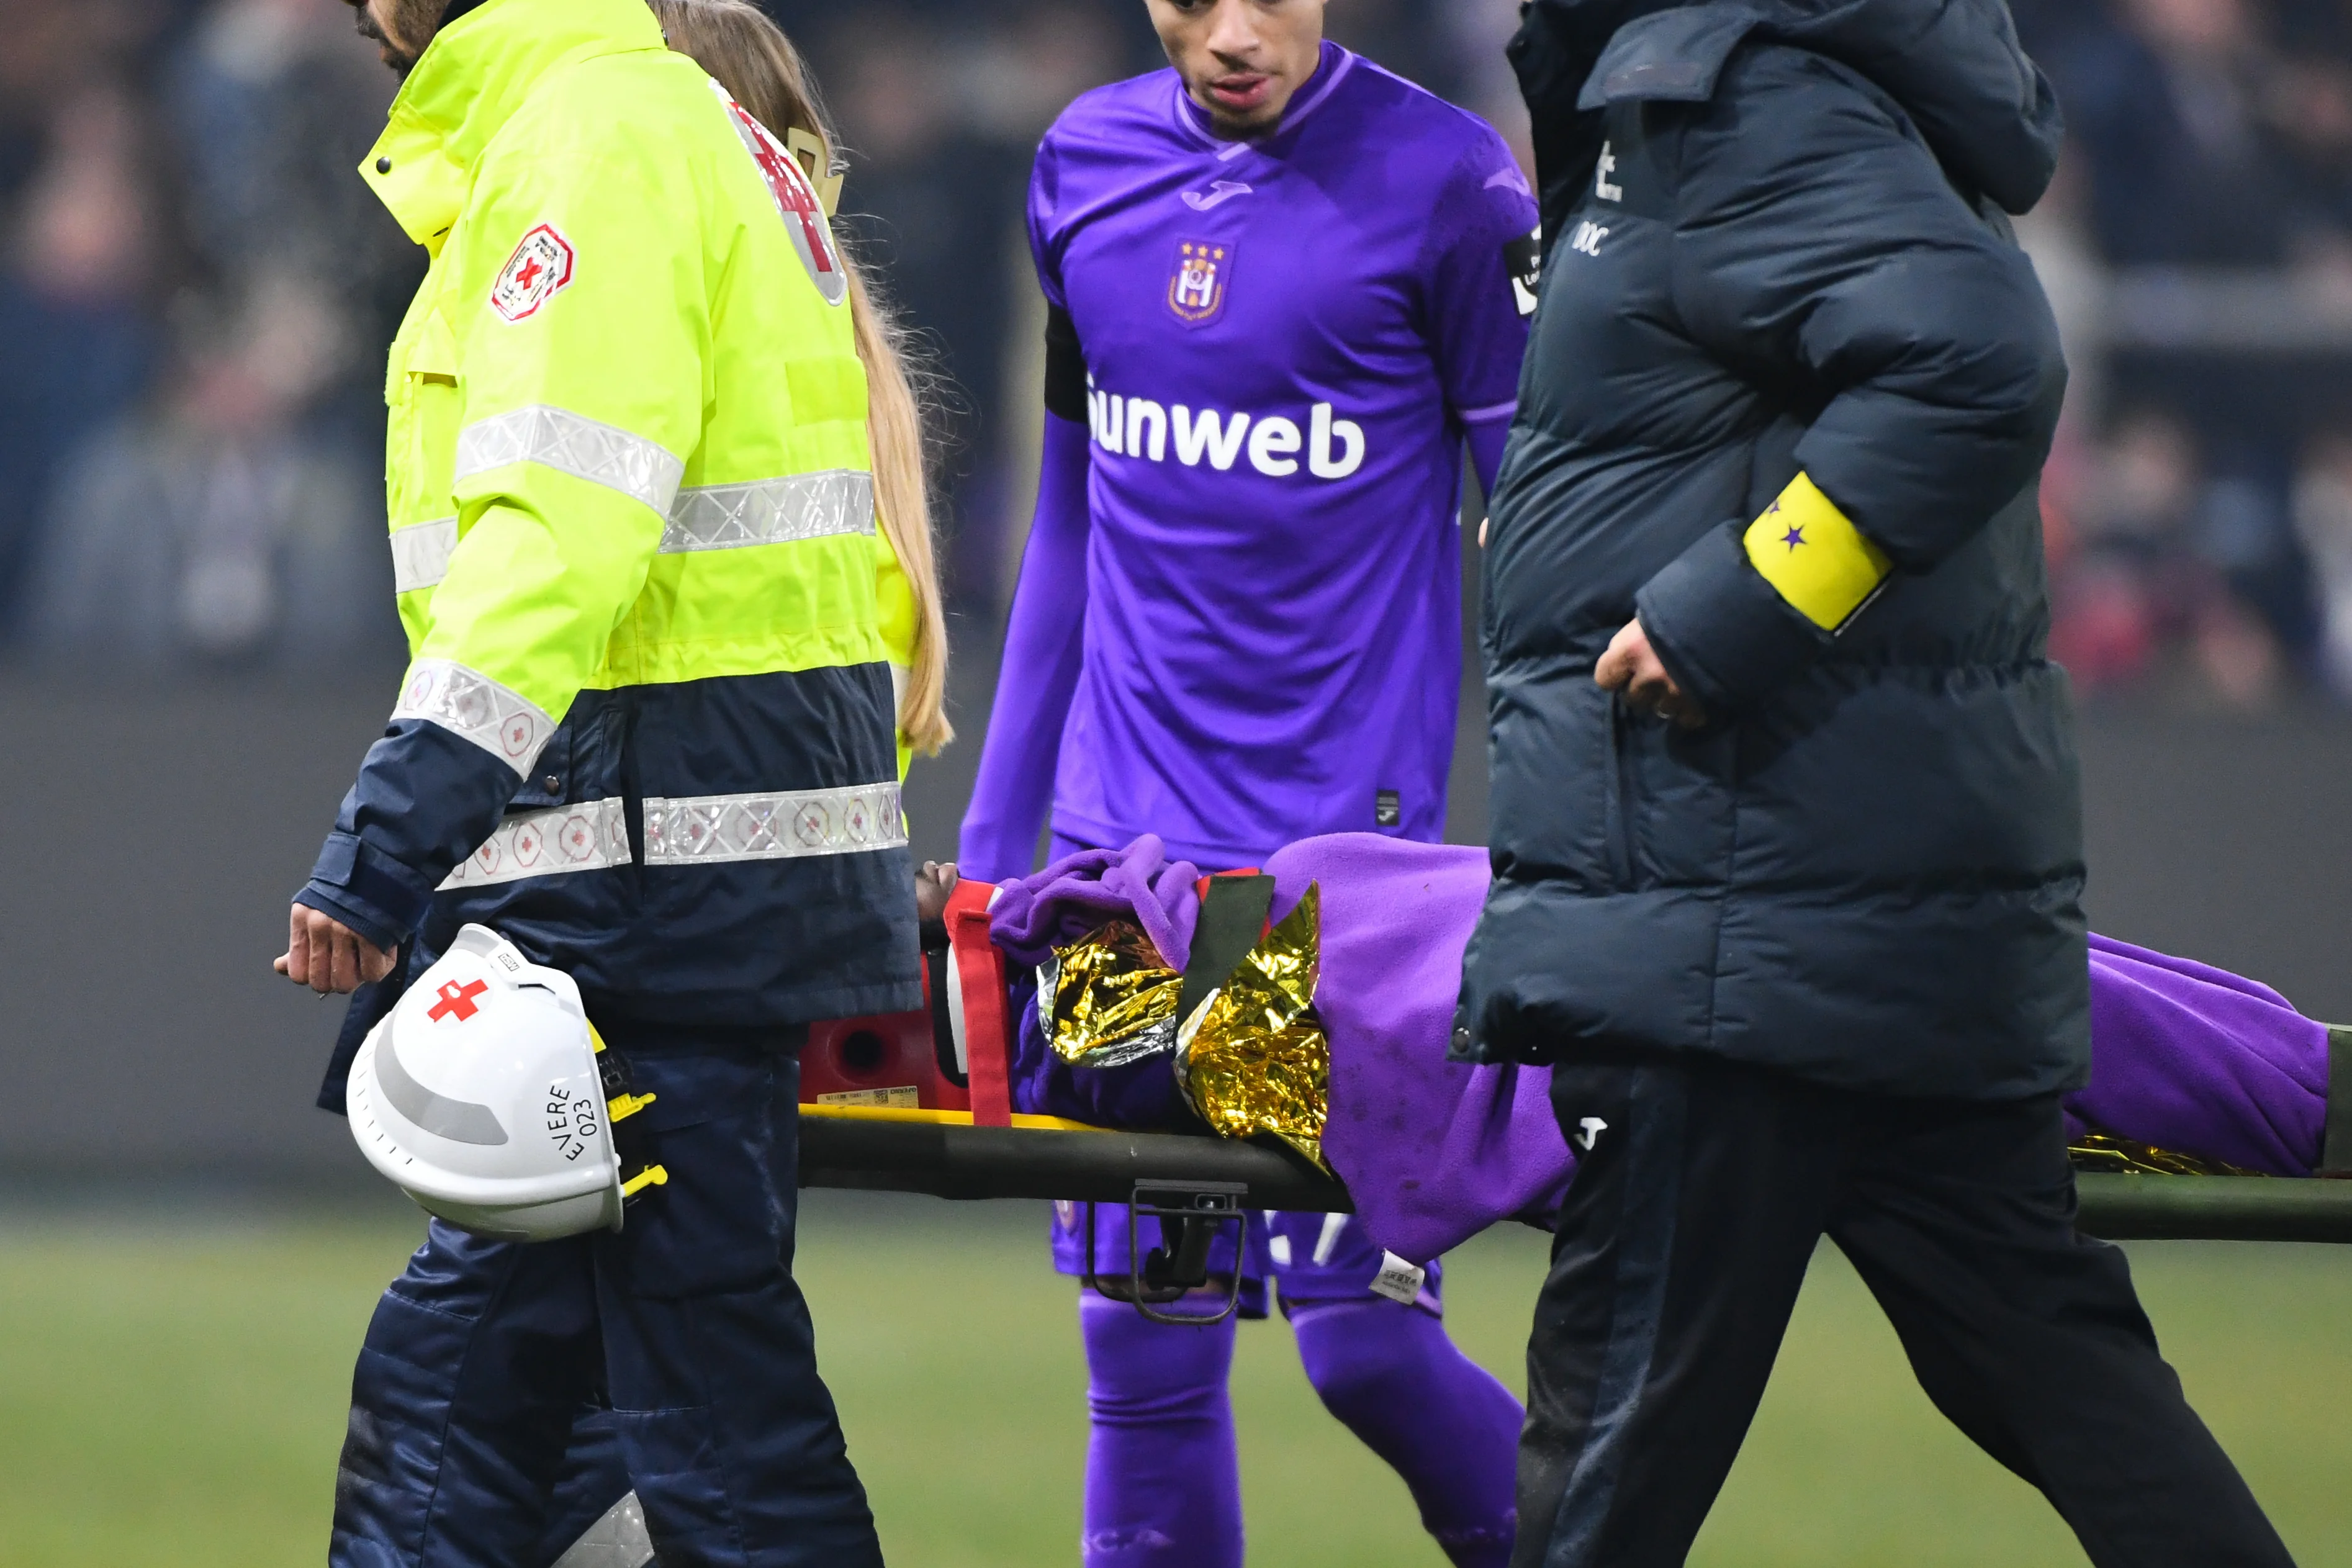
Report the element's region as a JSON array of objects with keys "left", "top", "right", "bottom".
[{"left": 1781, "top": 523, "right": 1806, "bottom": 551}]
